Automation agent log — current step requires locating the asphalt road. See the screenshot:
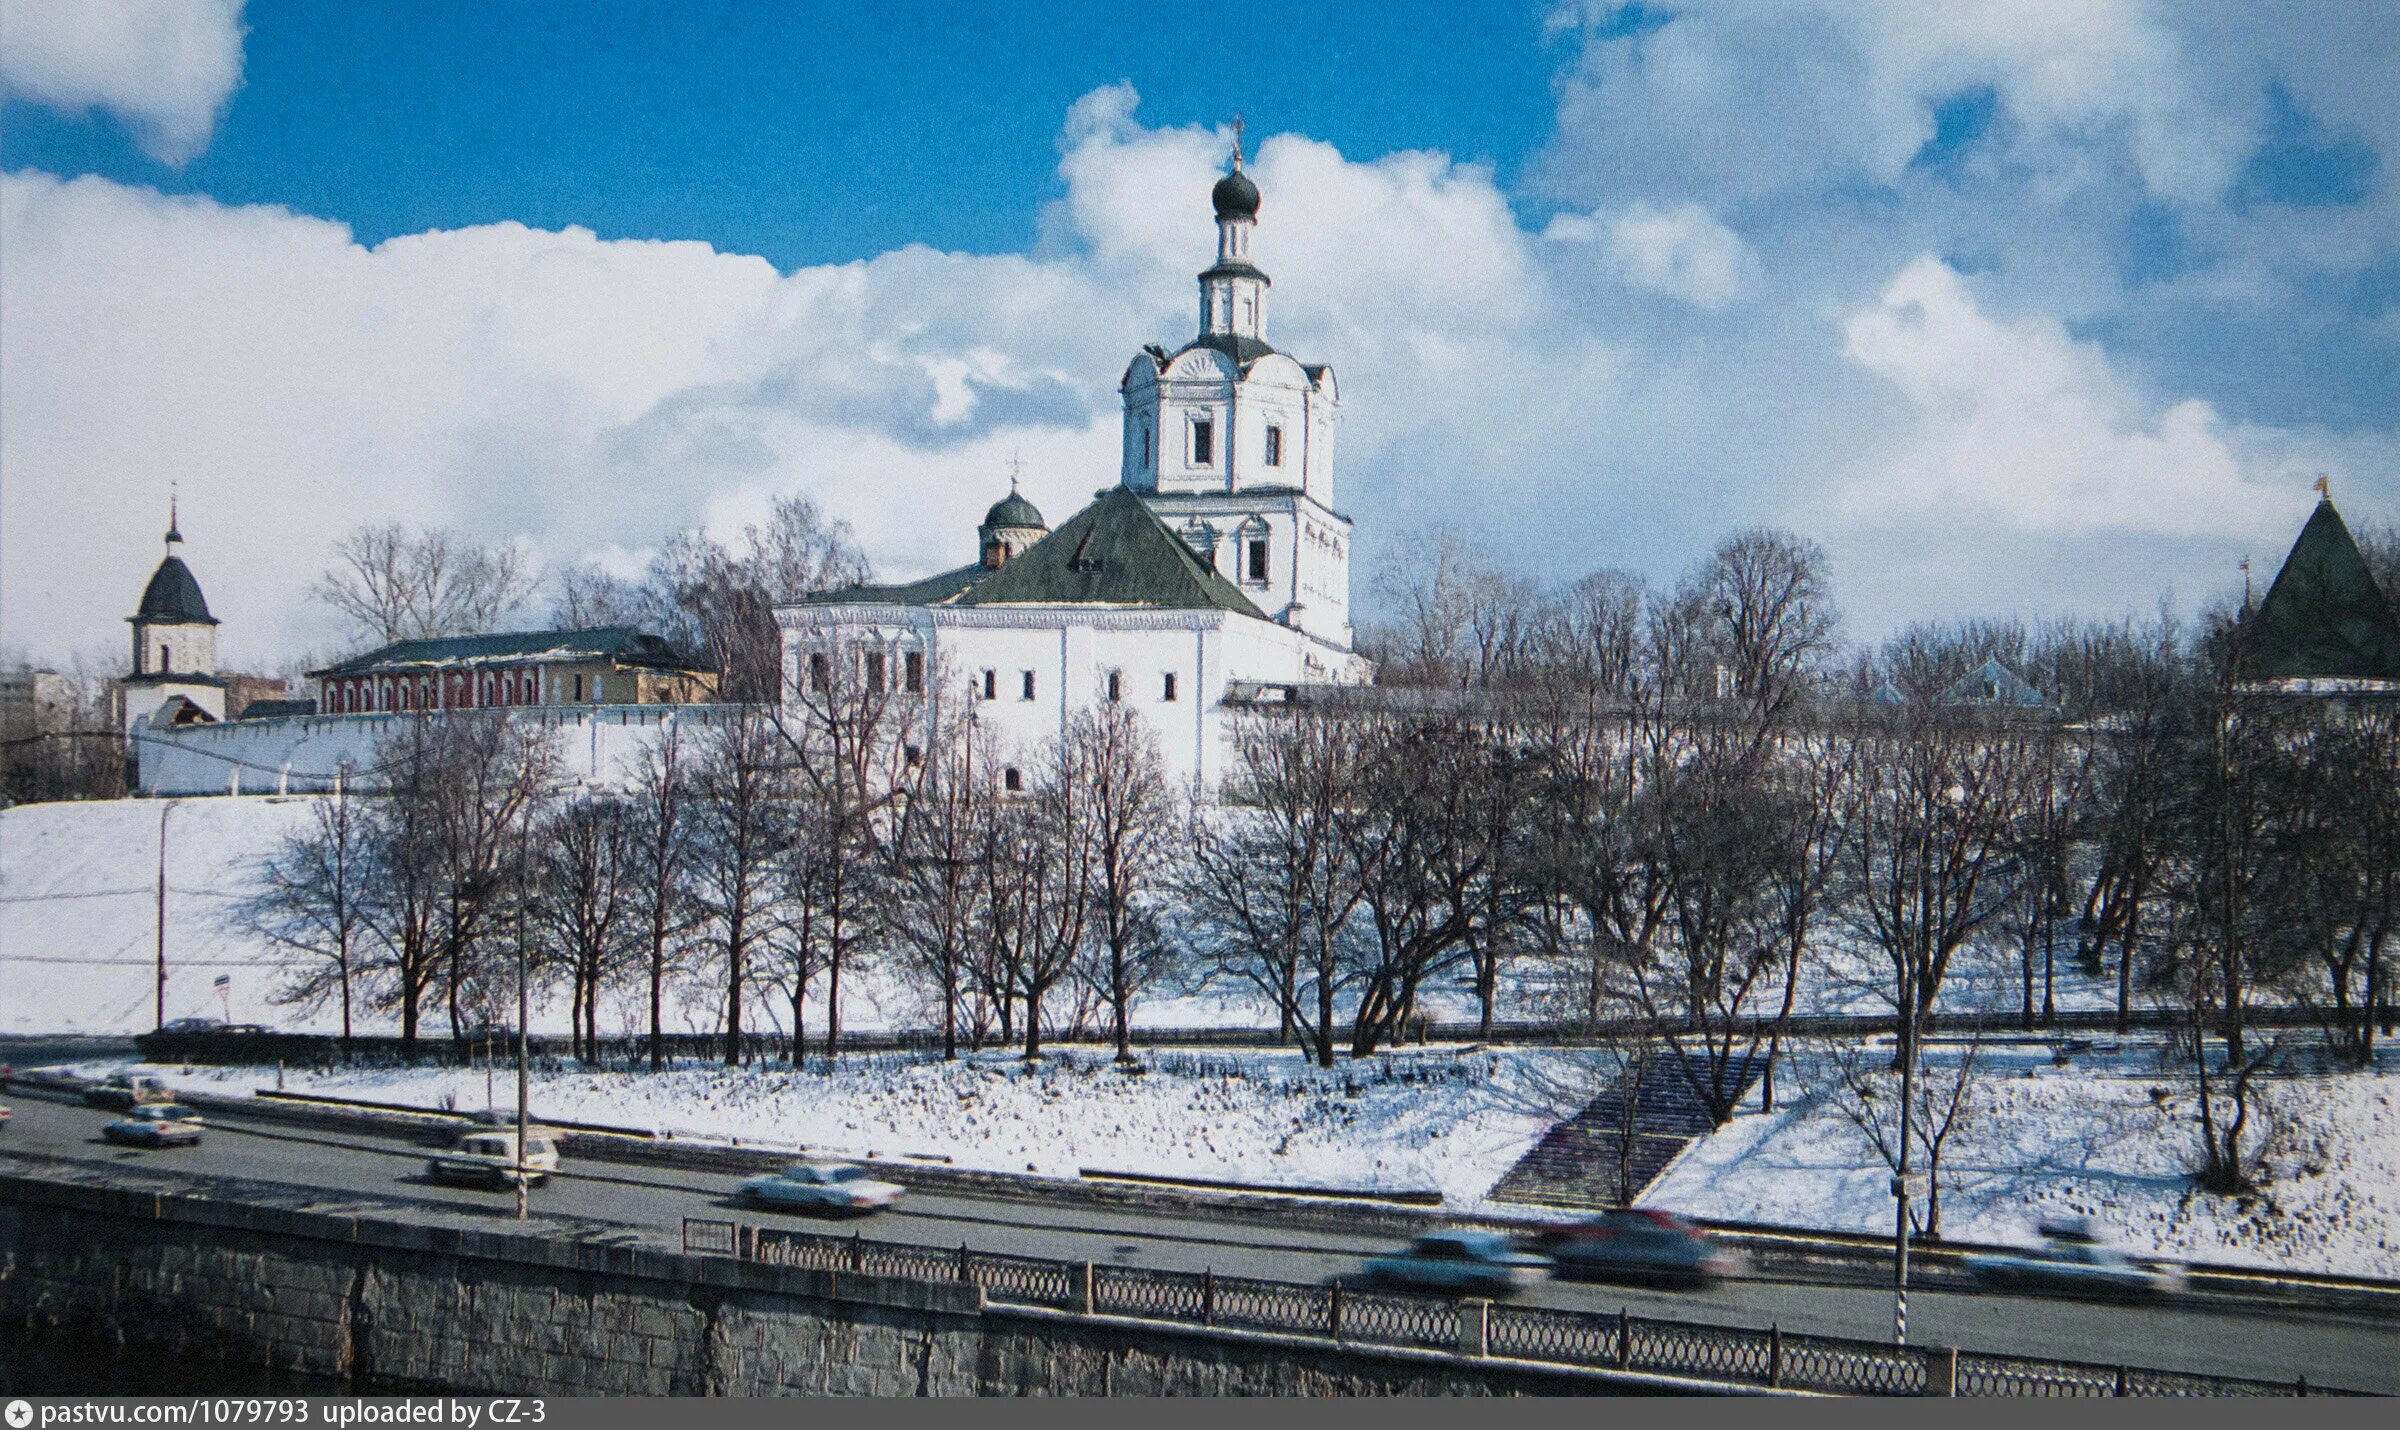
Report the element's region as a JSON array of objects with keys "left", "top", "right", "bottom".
[{"left": 1, "top": 1089, "right": 2392, "bottom": 1393}]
